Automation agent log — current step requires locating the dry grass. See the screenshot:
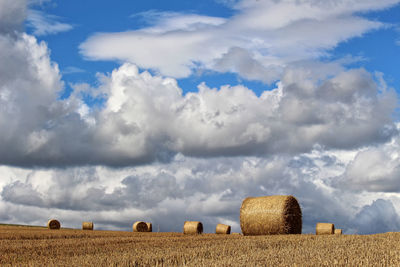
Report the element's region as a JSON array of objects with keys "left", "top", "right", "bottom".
[
  {"left": 82, "top": 222, "right": 93, "bottom": 231},
  {"left": 1, "top": 225, "right": 400, "bottom": 266},
  {"left": 183, "top": 221, "right": 203, "bottom": 234},
  {"left": 47, "top": 219, "right": 60, "bottom": 230},
  {"left": 240, "top": 195, "right": 302, "bottom": 235},
  {"left": 215, "top": 224, "right": 231, "bottom": 234},
  {"left": 132, "top": 221, "right": 148, "bottom": 232}
]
